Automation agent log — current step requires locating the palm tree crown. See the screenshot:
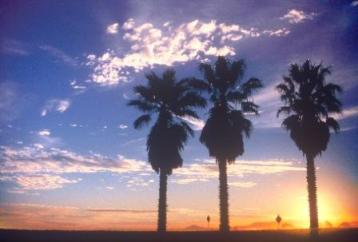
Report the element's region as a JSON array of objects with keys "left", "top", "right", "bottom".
[
  {"left": 194, "top": 56, "right": 263, "bottom": 162},
  {"left": 276, "top": 60, "right": 342, "bottom": 158},
  {"left": 128, "top": 69, "right": 206, "bottom": 173}
]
